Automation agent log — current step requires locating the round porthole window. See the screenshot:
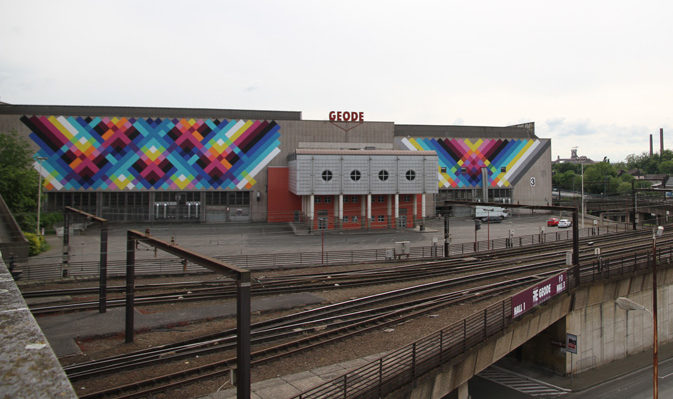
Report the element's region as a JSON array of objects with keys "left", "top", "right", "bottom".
[
  {"left": 350, "top": 170, "right": 361, "bottom": 181},
  {"left": 378, "top": 170, "right": 389, "bottom": 181},
  {"left": 405, "top": 170, "right": 416, "bottom": 181},
  {"left": 322, "top": 170, "right": 333, "bottom": 182}
]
